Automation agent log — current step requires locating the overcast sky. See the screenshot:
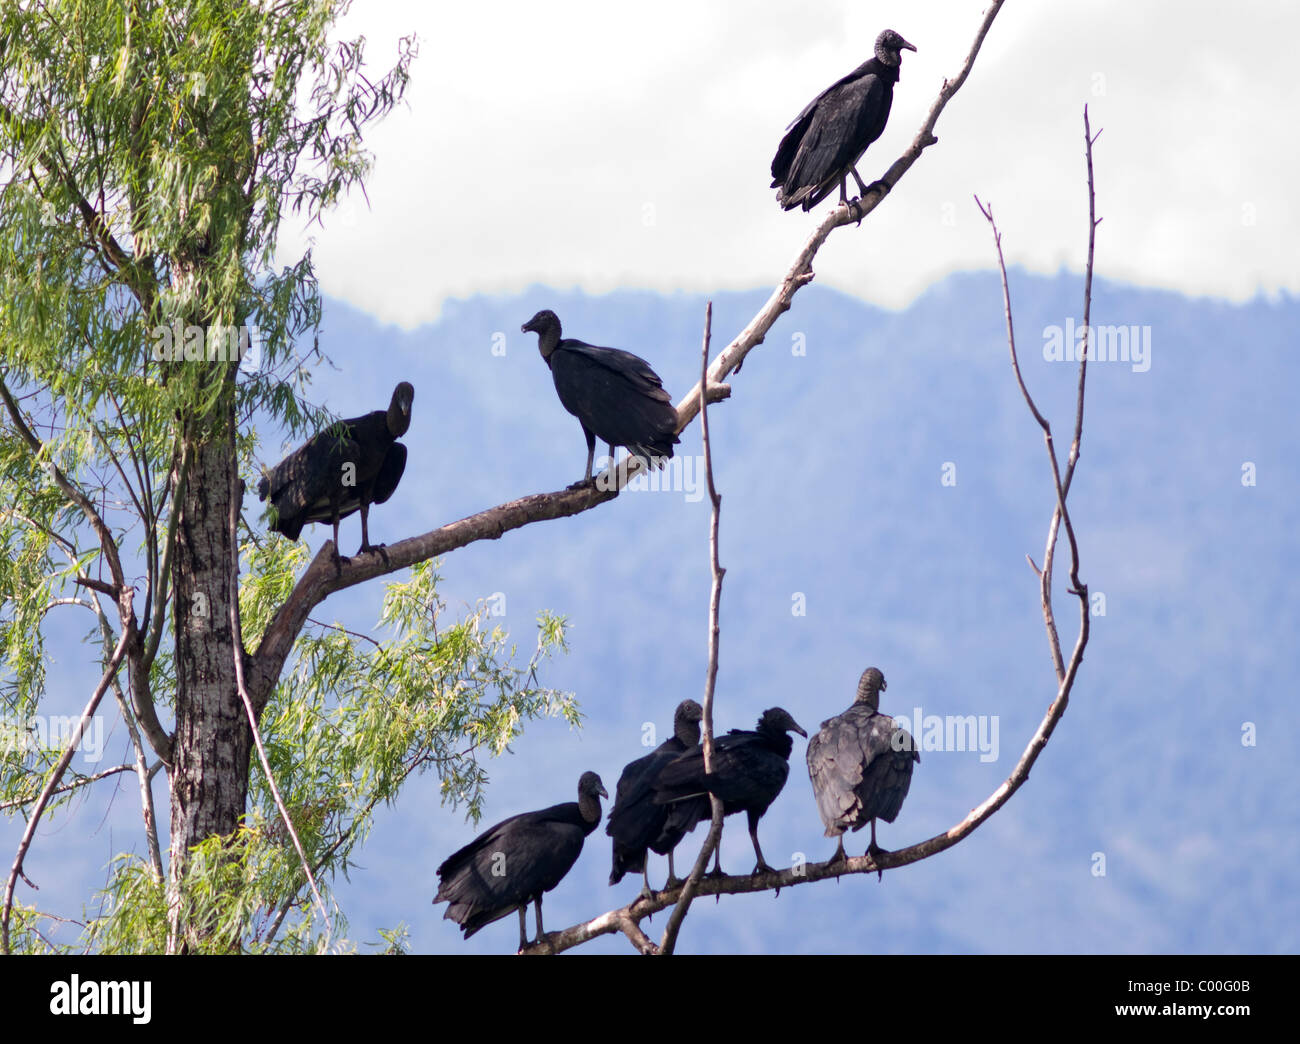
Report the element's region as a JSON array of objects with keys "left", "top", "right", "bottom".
[{"left": 275, "top": 0, "right": 1298, "bottom": 328}]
